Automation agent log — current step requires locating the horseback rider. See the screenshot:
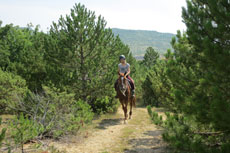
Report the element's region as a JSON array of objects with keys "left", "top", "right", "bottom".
[{"left": 114, "top": 55, "right": 135, "bottom": 98}]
